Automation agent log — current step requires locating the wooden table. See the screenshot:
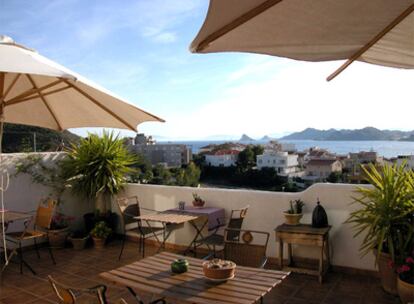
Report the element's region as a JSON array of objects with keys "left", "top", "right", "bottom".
[
  {"left": 275, "top": 224, "right": 331, "bottom": 283},
  {"left": 100, "top": 252, "right": 289, "bottom": 304}
]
